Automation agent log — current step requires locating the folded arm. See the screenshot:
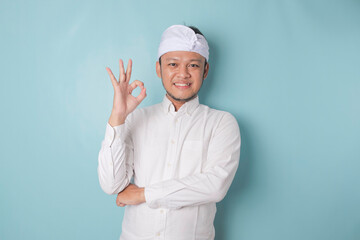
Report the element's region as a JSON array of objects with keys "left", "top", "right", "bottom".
[{"left": 144, "top": 113, "right": 241, "bottom": 209}]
